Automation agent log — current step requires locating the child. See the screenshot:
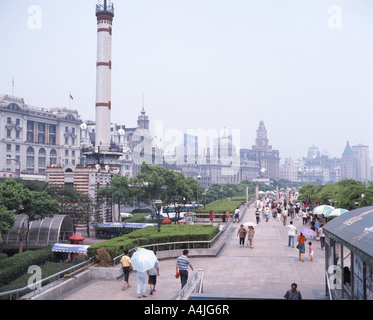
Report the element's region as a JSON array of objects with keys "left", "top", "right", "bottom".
[{"left": 308, "top": 242, "right": 314, "bottom": 262}]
